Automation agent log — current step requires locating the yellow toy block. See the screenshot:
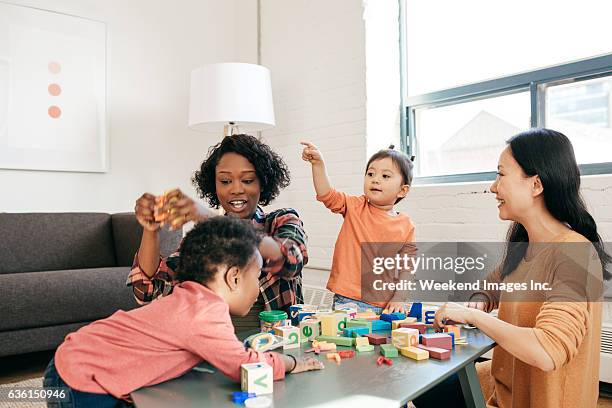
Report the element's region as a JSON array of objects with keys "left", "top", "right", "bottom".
[
  {"left": 392, "top": 328, "right": 419, "bottom": 348},
  {"left": 355, "top": 311, "right": 377, "bottom": 320},
  {"left": 444, "top": 325, "right": 461, "bottom": 338},
  {"left": 273, "top": 325, "right": 300, "bottom": 350},
  {"left": 320, "top": 314, "right": 337, "bottom": 337},
  {"left": 354, "top": 337, "right": 369, "bottom": 347},
  {"left": 312, "top": 340, "right": 336, "bottom": 351},
  {"left": 399, "top": 346, "right": 429, "bottom": 360},
  {"left": 392, "top": 317, "right": 418, "bottom": 330}
]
